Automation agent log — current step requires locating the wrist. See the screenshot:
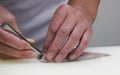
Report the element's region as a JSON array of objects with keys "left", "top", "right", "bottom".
[{"left": 68, "top": 0, "right": 100, "bottom": 23}]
